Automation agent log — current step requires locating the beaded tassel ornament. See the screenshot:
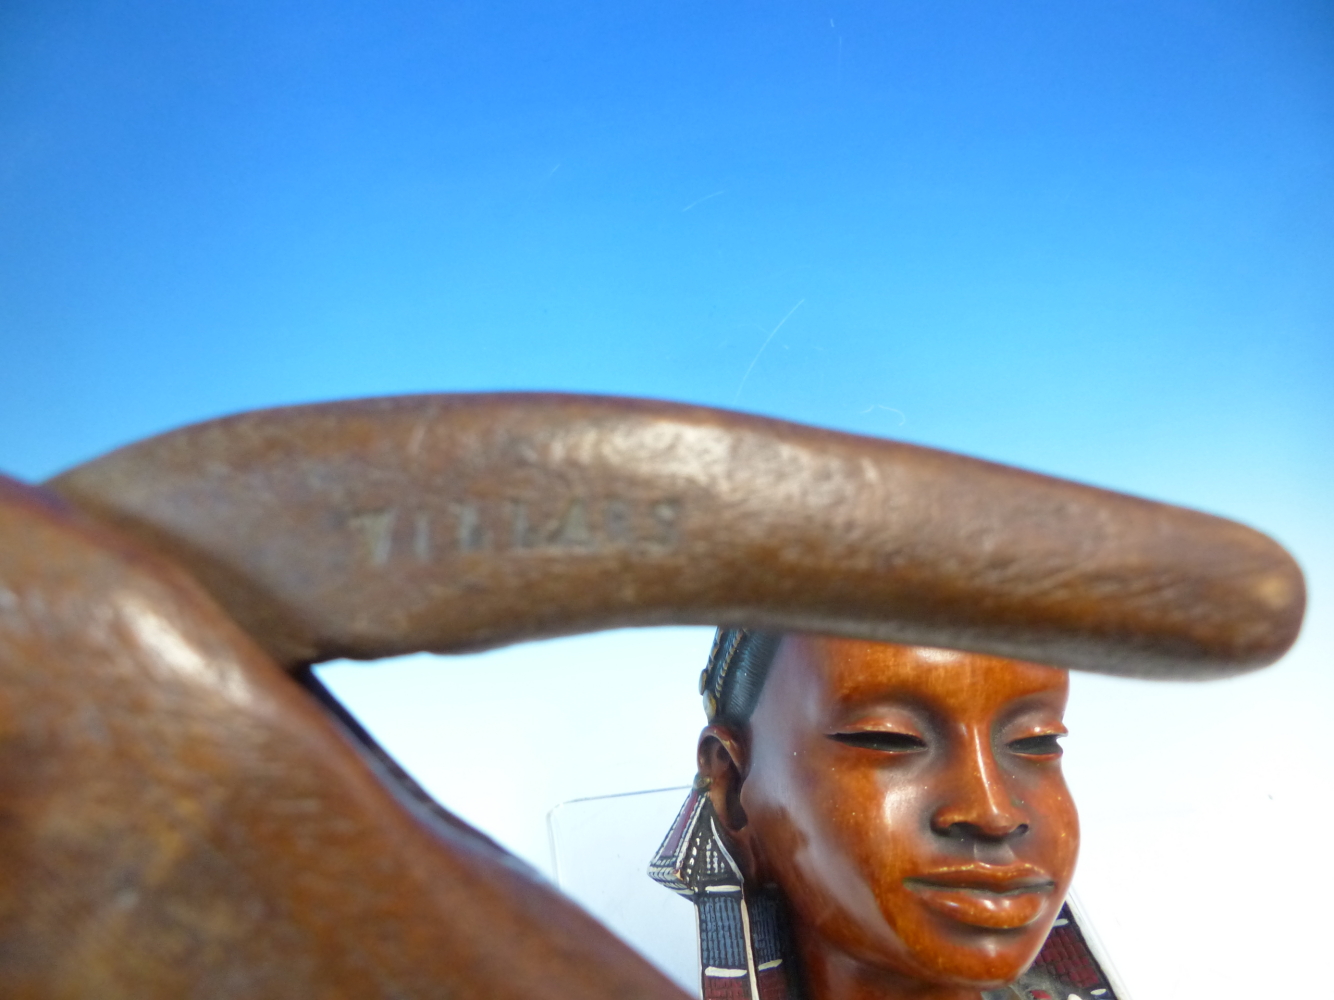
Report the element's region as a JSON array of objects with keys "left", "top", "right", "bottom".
[{"left": 648, "top": 778, "right": 798, "bottom": 1000}]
